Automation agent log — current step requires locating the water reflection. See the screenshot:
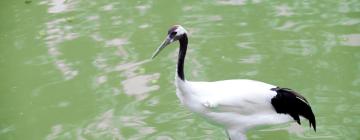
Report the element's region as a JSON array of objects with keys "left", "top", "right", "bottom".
[
  {"left": 40, "top": 0, "right": 77, "bottom": 14},
  {"left": 82, "top": 110, "right": 124, "bottom": 139},
  {"left": 88, "top": 34, "right": 161, "bottom": 100},
  {"left": 102, "top": 4, "right": 114, "bottom": 11},
  {"left": 106, "top": 38, "right": 129, "bottom": 56},
  {"left": 239, "top": 54, "right": 262, "bottom": 64},
  {"left": 95, "top": 75, "right": 107, "bottom": 86},
  {"left": 84, "top": 109, "right": 156, "bottom": 139},
  {"left": 43, "top": 108, "right": 159, "bottom": 139},
  {"left": 136, "top": 4, "right": 151, "bottom": 15},
  {"left": 0, "top": 125, "right": 15, "bottom": 136},
  {"left": 274, "top": 4, "right": 293, "bottom": 17},
  {"left": 46, "top": 125, "right": 63, "bottom": 140},
  {"left": 218, "top": 0, "right": 247, "bottom": 5},
  {"left": 122, "top": 73, "right": 160, "bottom": 100},
  {"left": 43, "top": 18, "right": 79, "bottom": 80},
  {"left": 340, "top": 34, "right": 360, "bottom": 47}
]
